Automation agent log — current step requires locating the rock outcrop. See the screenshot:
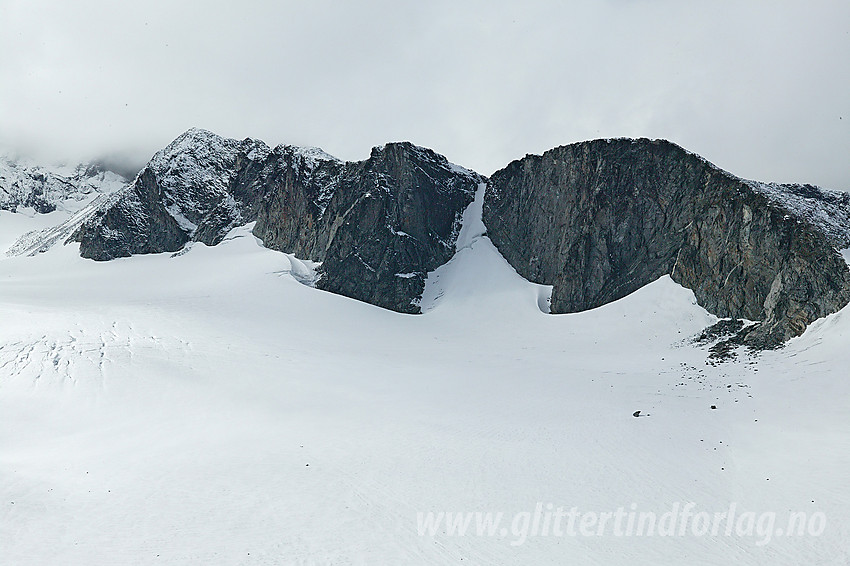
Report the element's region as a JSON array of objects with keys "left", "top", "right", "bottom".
[
  {"left": 483, "top": 138, "right": 850, "bottom": 348},
  {"left": 255, "top": 142, "right": 482, "bottom": 313},
  {"left": 75, "top": 129, "right": 481, "bottom": 313},
  {"left": 74, "top": 129, "right": 272, "bottom": 259}
]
